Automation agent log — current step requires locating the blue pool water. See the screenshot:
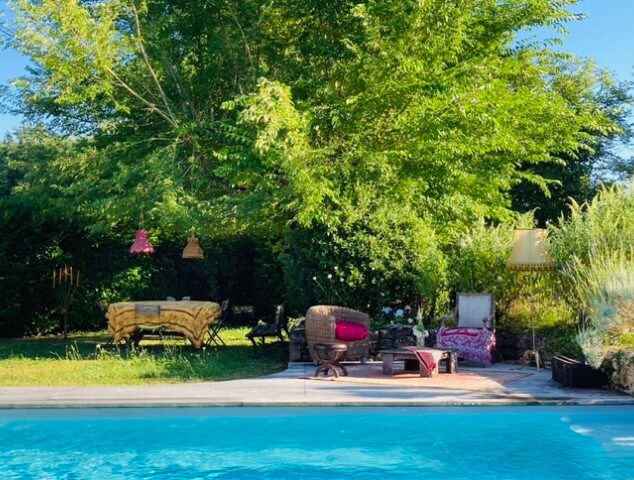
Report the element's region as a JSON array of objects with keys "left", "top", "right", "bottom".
[{"left": 0, "top": 406, "right": 633, "bottom": 479}]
